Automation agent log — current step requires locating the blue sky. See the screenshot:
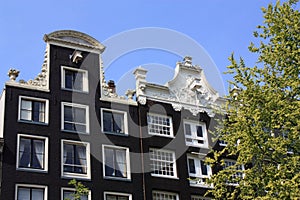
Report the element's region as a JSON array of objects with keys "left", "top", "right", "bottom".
[{"left": 0, "top": 0, "right": 280, "bottom": 96}]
